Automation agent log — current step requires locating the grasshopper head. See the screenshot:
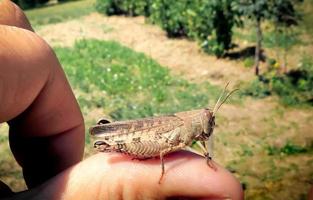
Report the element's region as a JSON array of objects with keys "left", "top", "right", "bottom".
[
  {"left": 198, "top": 83, "right": 238, "bottom": 141},
  {"left": 198, "top": 109, "right": 215, "bottom": 140}
]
